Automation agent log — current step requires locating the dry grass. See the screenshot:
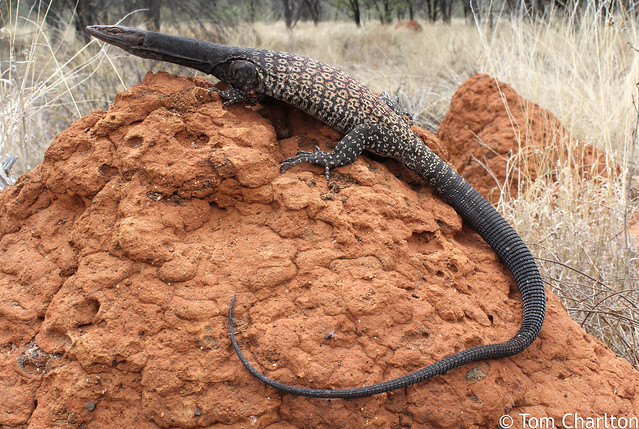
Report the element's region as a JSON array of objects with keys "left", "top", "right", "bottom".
[
  {"left": 481, "top": 15, "right": 639, "bottom": 366},
  {"left": 0, "top": 6, "right": 105, "bottom": 176},
  {"left": 1, "top": 5, "right": 637, "bottom": 366}
]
